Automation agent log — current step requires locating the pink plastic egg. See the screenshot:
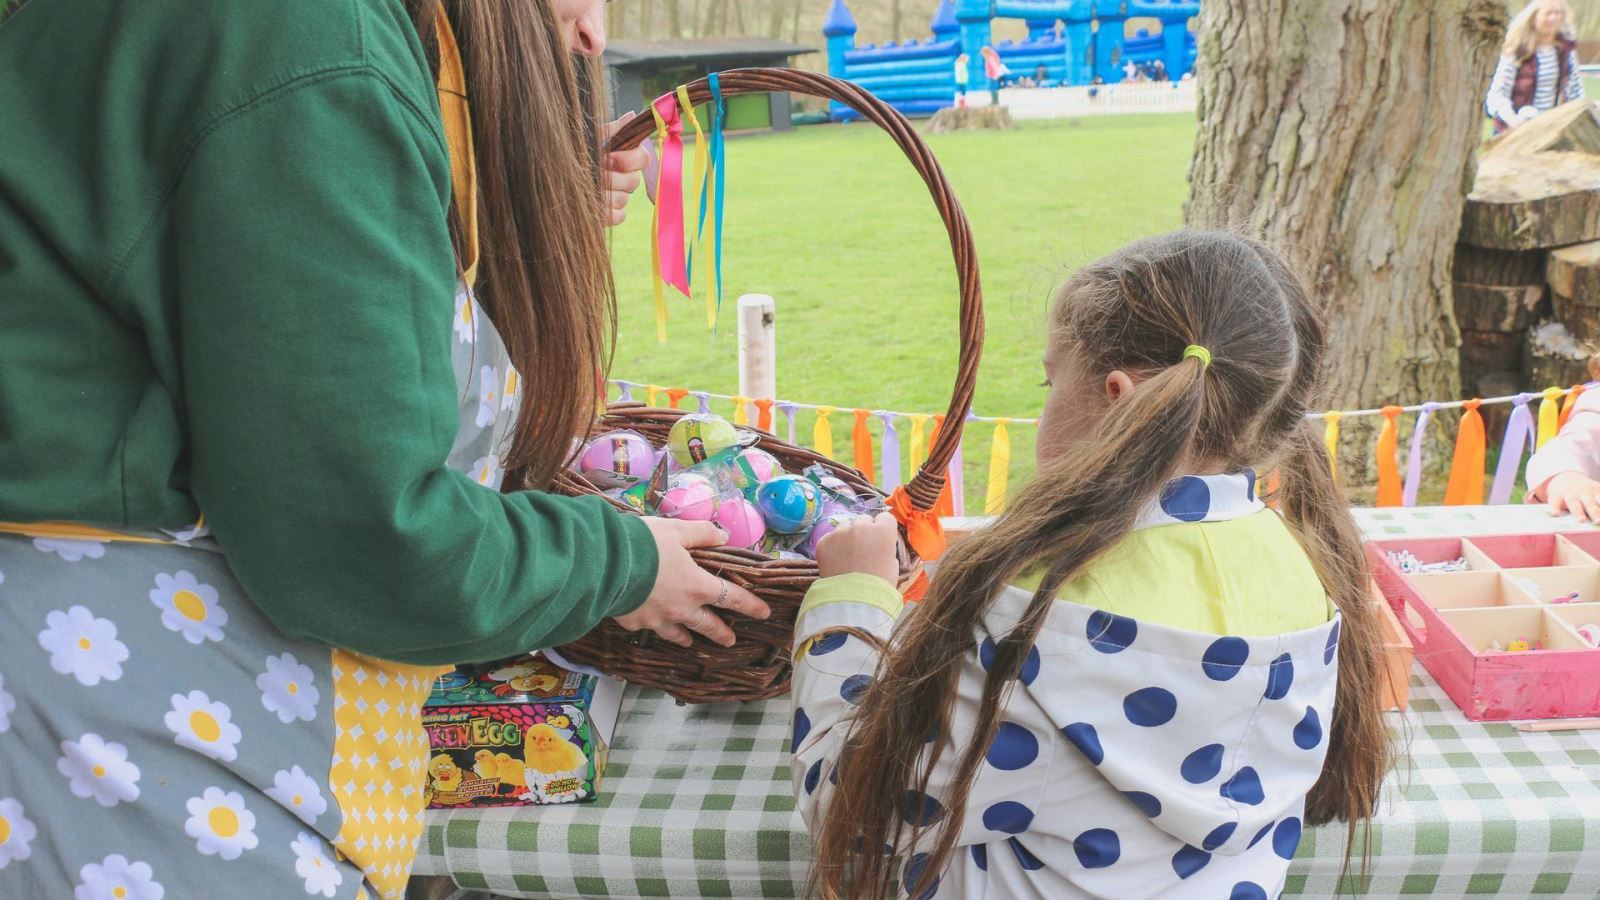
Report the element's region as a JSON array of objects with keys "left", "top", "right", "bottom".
[
  {"left": 578, "top": 430, "right": 656, "bottom": 478},
  {"left": 658, "top": 473, "right": 720, "bottom": 521},
  {"left": 714, "top": 497, "right": 767, "bottom": 549}
]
